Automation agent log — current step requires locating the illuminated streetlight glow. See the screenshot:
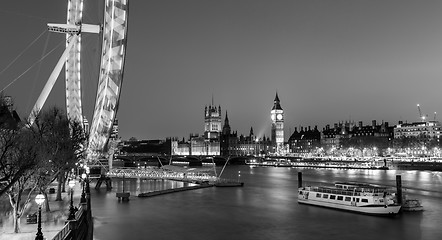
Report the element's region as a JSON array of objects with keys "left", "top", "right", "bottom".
[
  {"left": 35, "top": 193, "right": 45, "bottom": 240},
  {"left": 69, "top": 179, "right": 76, "bottom": 189},
  {"left": 35, "top": 193, "right": 45, "bottom": 206},
  {"left": 67, "top": 179, "right": 76, "bottom": 220},
  {"left": 80, "top": 173, "right": 87, "bottom": 203}
]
